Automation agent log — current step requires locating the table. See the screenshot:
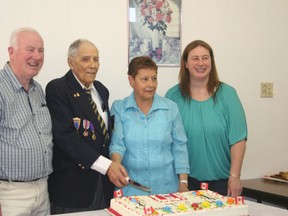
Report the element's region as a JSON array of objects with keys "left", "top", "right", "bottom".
[
  {"left": 247, "top": 201, "right": 287, "bottom": 215},
  {"left": 54, "top": 200, "right": 288, "bottom": 216},
  {"left": 241, "top": 178, "right": 288, "bottom": 209}
]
